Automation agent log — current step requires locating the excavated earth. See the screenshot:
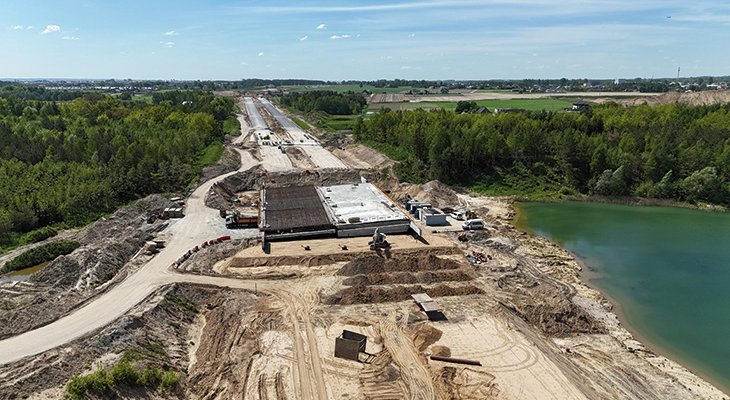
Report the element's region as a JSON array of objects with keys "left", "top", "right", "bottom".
[
  {"left": 0, "top": 284, "right": 264, "bottom": 399},
  {"left": 2, "top": 151, "right": 728, "bottom": 399},
  {"left": 0, "top": 195, "right": 175, "bottom": 339}
]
